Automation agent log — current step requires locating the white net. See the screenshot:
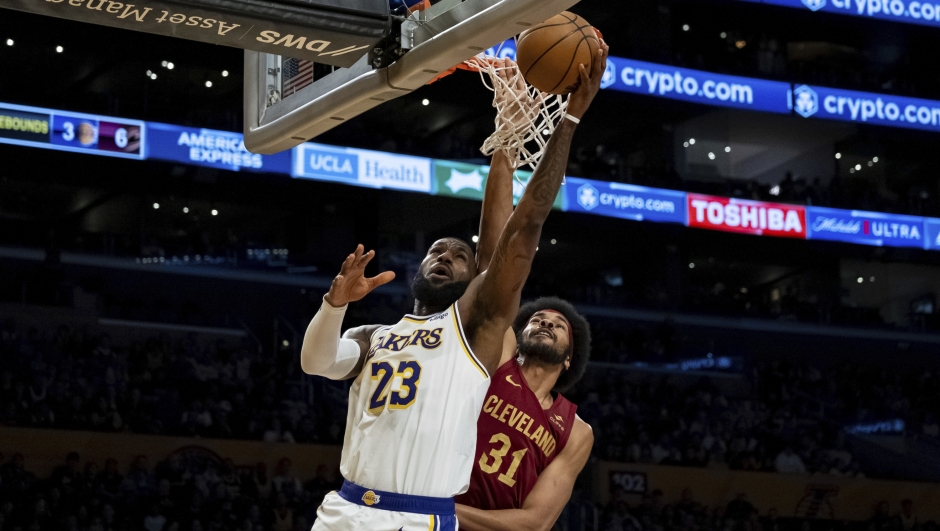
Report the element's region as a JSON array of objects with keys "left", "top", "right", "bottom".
[{"left": 466, "top": 52, "right": 569, "bottom": 172}]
